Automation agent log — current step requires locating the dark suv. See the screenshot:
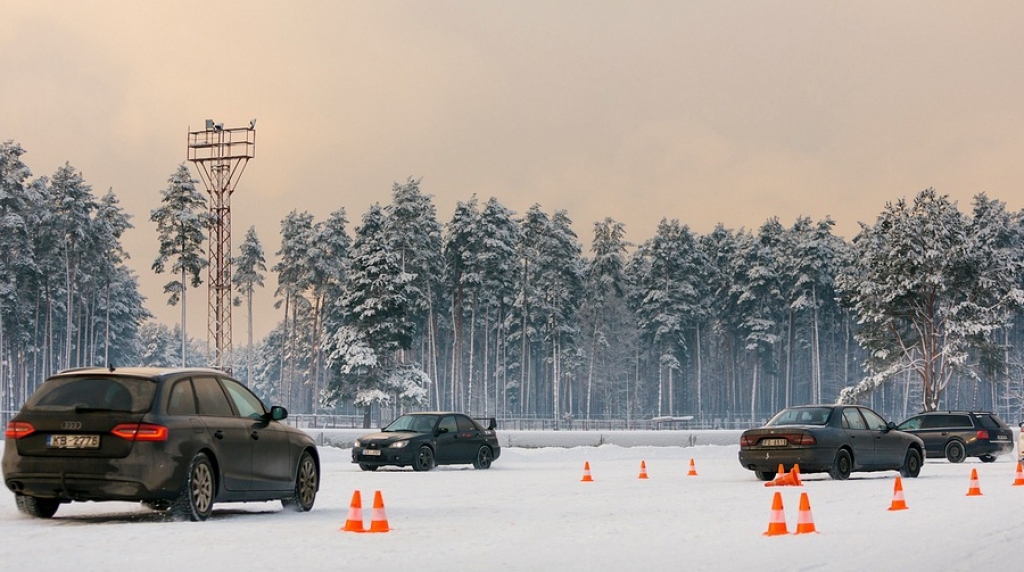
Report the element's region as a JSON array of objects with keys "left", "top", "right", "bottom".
[{"left": 896, "top": 411, "right": 1013, "bottom": 463}]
